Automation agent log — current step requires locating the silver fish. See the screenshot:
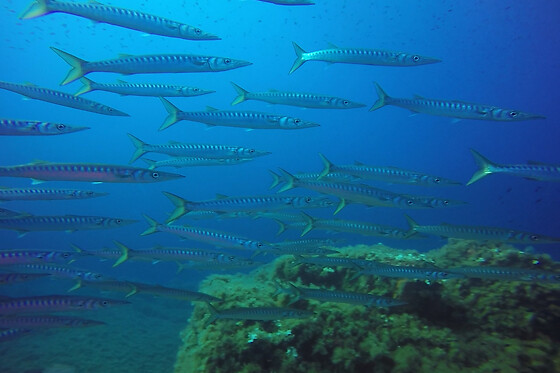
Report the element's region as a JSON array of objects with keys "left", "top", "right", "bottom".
[
  {"left": 51, "top": 48, "right": 251, "bottom": 85},
  {"left": 230, "top": 82, "right": 364, "bottom": 109},
  {"left": 127, "top": 133, "right": 270, "bottom": 163},
  {"left": 257, "top": 0, "right": 314, "bottom": 5},
  {"left": 159, "top": 98, "right": 319, "bottom": 131},
  {"left": 0, "top": 81, "right": 128, "bottom": 116},
  {"left": 318, "top": 153, "right": 461, "bottom": 186},
  {"left": 0, "top": 295, "right": 129, "bottom": 314},
  {"left": 467, "top": 149, "right": 560, "bottom": 185},
  {"left": 162, "top": 191, "right": 334, "bottom": 222},
  {"left": 0, "top": 272, "right": 50, "bottom": 285},
  {"left": 0, "top": 119, "right": 89, "bottom": 136},
  {"left": 143, "top": 157, "right": 253, "bottom": 170},
  {"left": 21, "top": 0, "right": 219, "bottom": 40},
  {"left": 76, "top": 77, "right": 214, "bottom": 97},
  {"left": 405, "top": 215, "right": 560, "bottom": 244},
  {"left": 290, "top": 42, "right": 440, "bottom": 73},
  {"left": 0, "top": 315, "right": 105, "bottom": 329},
  {"left": 205, "top": 304, "right": 313, "bottom": 325},
  {"left": 369, "top": 82, "right": 545, "bottom": 121},
  {"left": 0, "top": 187, "right": 107, "bottom": 201},
  {"left": 446, "top": 267, "right": 560, "bottom": 282}
]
